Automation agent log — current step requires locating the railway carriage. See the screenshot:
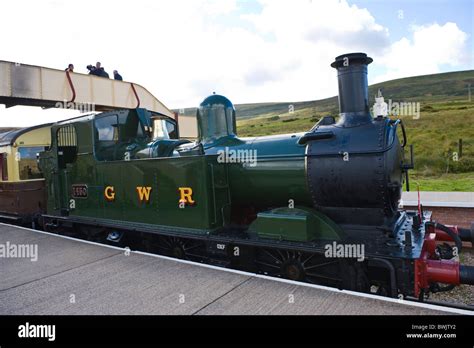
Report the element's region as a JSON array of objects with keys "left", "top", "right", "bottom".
[{"left": 0, "top": 124, "right": 52, "bottom": 224}]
